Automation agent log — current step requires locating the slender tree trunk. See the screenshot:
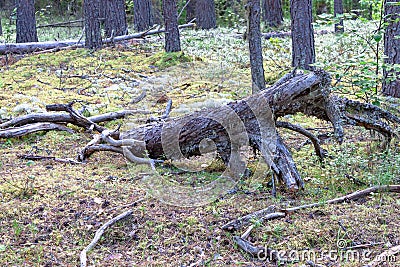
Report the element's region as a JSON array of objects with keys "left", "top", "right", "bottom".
[
  {"left": 186, "top": 0, "right": 196, "bottom": 22},
  {"left": 262, "top": 0, "right": 283, "bottom": 28},
  {"left": 334, "top": 0, "right": 344, "bottom": 33},
  {"left": 382, "top": 0, "right": 400, "bottom": 98},
  {"left": 84, "top": 0, "right": 102, "bottom": 49},
  {"left": 162, "top": 0, "right": 181, "bottom": 52},
  {"left": 104, "top": 0, "right": 127, "bottom": 37},
  {"left": 0, "top": 16, "right": 2, "bottom": 36},
  {"left": 133, "top": 0, "right": 153, "bottom": 32},
  {"left": 195, "top": 0, "right": 217, "bottom": 29},
  {"left": 16, "top": 0, "right": 38, "bottom": 43},
  {"left": 247, "top": 0, "right": 266, "bottom": 94},
  {"left": 290, "top": 0, "right": 315, "bottom": 70}
]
